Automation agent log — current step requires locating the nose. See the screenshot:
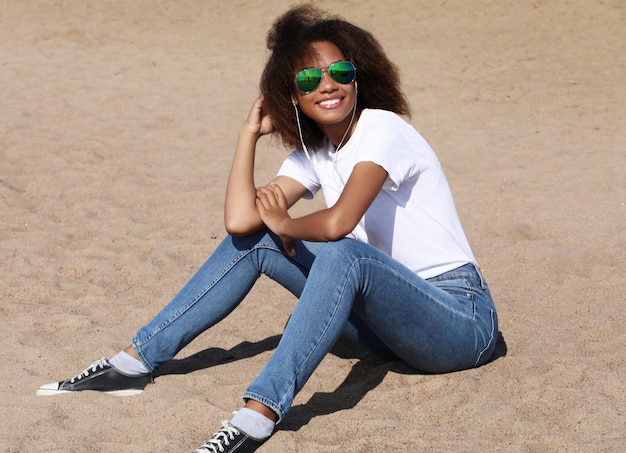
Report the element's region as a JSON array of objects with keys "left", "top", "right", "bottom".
[{"left": 318, "top": 70, "right": 338, "bottom": 92}]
